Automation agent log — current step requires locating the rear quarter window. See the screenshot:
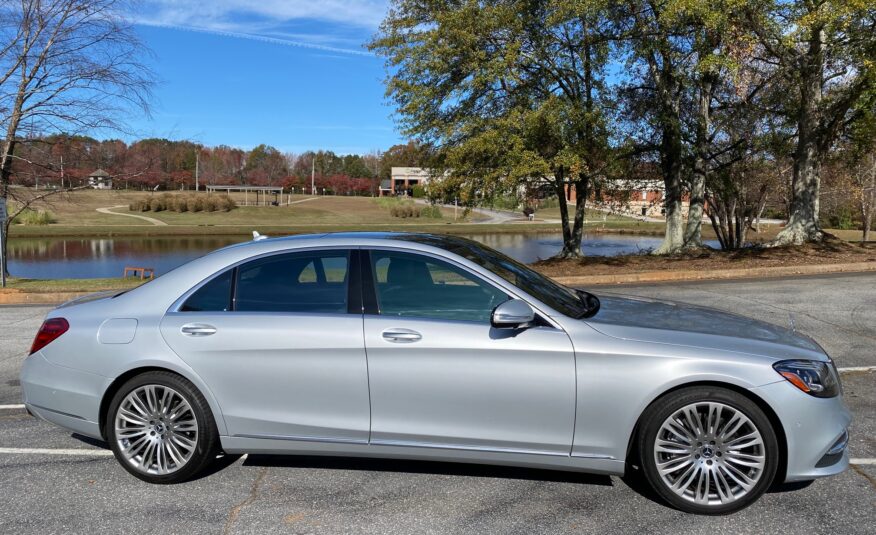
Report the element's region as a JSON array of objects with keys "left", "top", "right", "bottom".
[{"left": 180, "top": 270, "right": 233, "bottom": 312}]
